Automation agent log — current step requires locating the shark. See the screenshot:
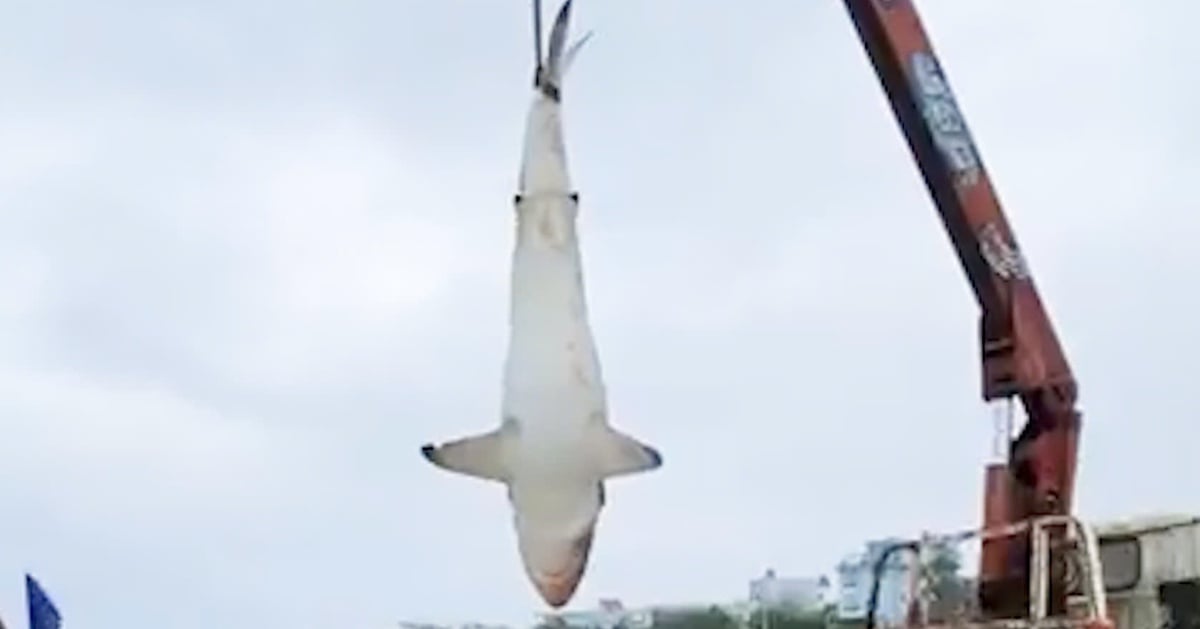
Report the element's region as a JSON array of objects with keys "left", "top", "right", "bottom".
[{"left": 419, "top": 0, "right": 663, "bottom": 609}]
